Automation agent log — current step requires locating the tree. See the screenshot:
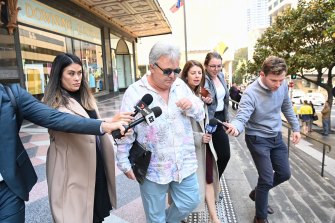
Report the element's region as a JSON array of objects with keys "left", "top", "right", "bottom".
[
  {"left": 232, "top": 47, "right": 247, "bottom": 84},
  {"left": 249, "top": 0, "right": 335, "bottom": 107}
]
